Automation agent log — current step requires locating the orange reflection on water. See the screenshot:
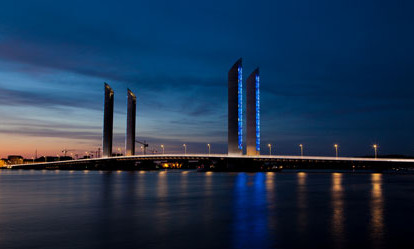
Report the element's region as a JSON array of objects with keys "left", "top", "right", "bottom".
[
  {"left": 332, "top": 173, "right": 343, "bottom": 192},
  {"left": 370, "top": 173, "right": 384, "bottom": 247},
  {"left": 331, "top": 173, "right": 344, "bottom": 247},
  {"left": 205, "top": 171, "right": 213, "bottom": 196},
  {"left": 266, "top": 172, "right": 275, "bottom": 204},
  {"left": 137, "top": 170, "right": 146, "bottom": 198},
  {"left": 298, "top": 172, "right": 306, "bottom": 186},
  {"left": 155, "top": 171, "right": 169, "bottom": 235},
  {"left": 180, "top": 170, "right": 188, "bottom": 196},
  {"left": 157, "top": 171, "right": 168, "bottom": 198},
  {"left": 266, "top": 172, "right": 275, "bottom": 193},
  {"left": 266, "top": 172, "right": 277, "bottom": 231},
  {"left": 371, "top": 174, "right": 382, "bottom": 199},
  {"left": 297, "top": 172, "right": 307, "bottom": 232}
]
